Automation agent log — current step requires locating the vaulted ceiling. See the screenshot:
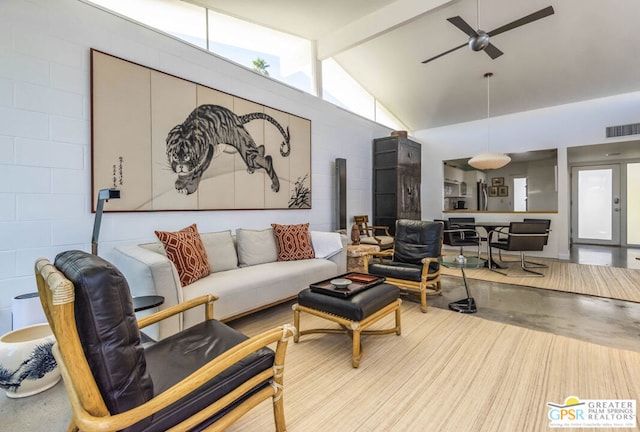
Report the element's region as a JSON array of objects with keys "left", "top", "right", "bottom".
[{"left": 193, "top": 0, "right": 640, "bottom": 132}]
